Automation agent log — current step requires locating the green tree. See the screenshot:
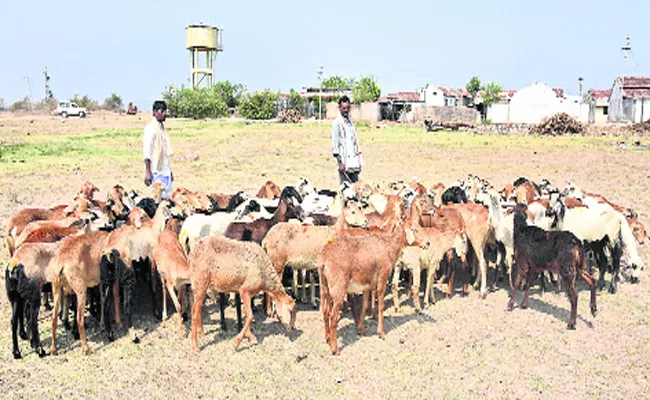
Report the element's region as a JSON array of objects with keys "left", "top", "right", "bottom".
[
  {"left": 10, "top": 96, "right": 31, "bottom": 111},
  {"left": 286, "top": 89, "right": 306, "bottom": 113},
  {"left": 465, "top": 76, "right": 481, "bottom": 100},
  {"left": 322, "top": 75, "right": 352, "bottom": 89},
  {"left": 352, "top": 75, "right": 381, "bottom": 103},
  {"left": 238, "top": 90, "right": 279, "bottom": 120},
  {"left": 212, "top": 81, "right": 246, "bottom": 108},
  {"left": 478, "top": 81, "right": 502, "bottom": 120},
  {"left": 70, "top": 94, "right": 99, "bottom": 110},
  {"left": 161, "top": 85, "right": 228, "bottom": 119},
  {"left": 102, "top": 93, "right": 123, "bottom": 111}
]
